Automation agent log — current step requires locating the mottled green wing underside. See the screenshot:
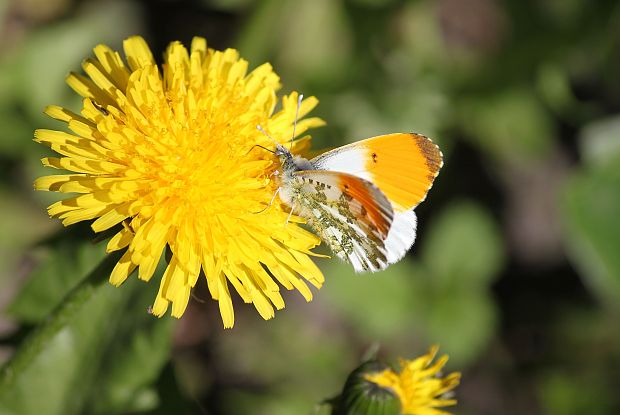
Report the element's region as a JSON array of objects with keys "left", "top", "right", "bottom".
[{"left": 289, "top": 170, "right": 394, "bottom": 272}]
